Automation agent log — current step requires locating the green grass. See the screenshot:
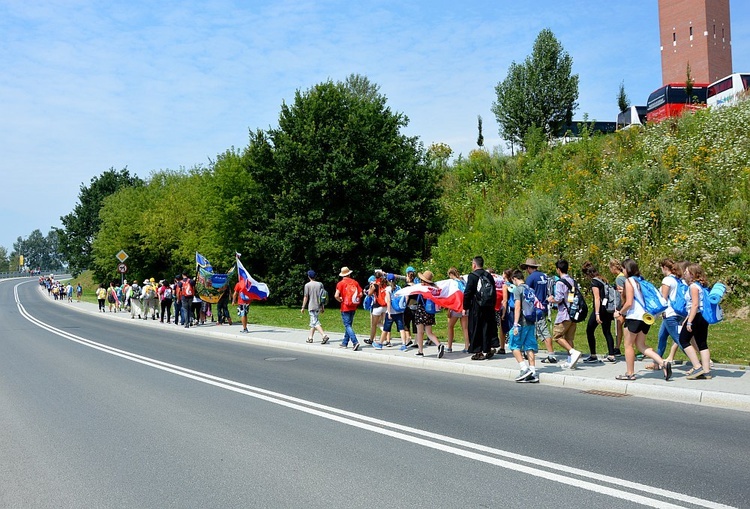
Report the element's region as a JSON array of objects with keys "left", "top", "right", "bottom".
[{"left": 65, "top": 271, "right": 749, "bottom": 366}]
